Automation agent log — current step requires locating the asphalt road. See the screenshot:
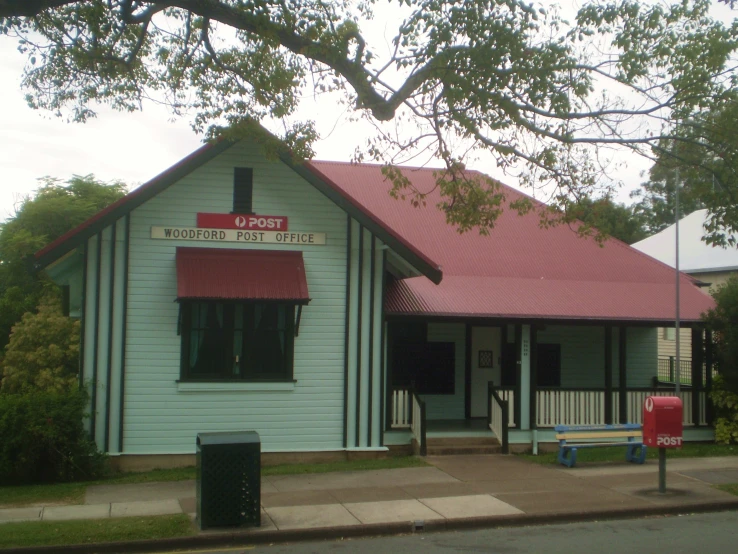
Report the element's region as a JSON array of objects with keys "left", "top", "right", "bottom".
[{"left": 169, "top": 511, "right": 738, "bottom": 554}]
